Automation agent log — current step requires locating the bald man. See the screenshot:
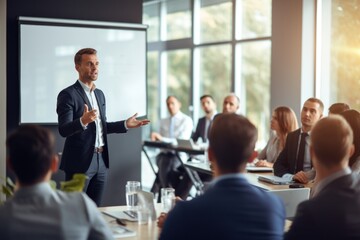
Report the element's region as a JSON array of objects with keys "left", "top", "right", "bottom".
[{"left": 222, "top": 93, "right": 240, "bottom": 114}]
